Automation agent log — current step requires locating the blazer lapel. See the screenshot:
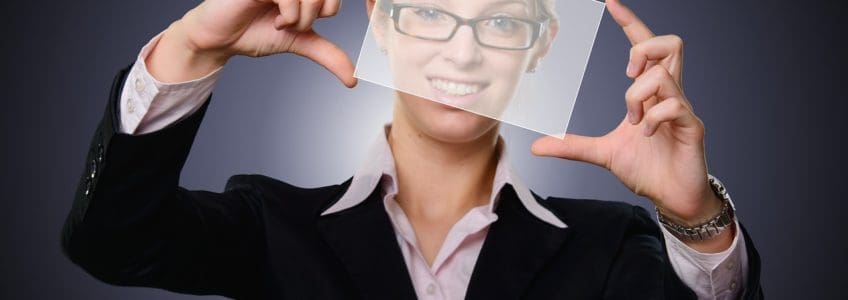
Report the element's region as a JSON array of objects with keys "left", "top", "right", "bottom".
[
  {"left": 317, "top": 186, "right": 417, "bottom": 299},
  {"left": 465, "top": 185, "right": 571, "bottom": 299}
]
